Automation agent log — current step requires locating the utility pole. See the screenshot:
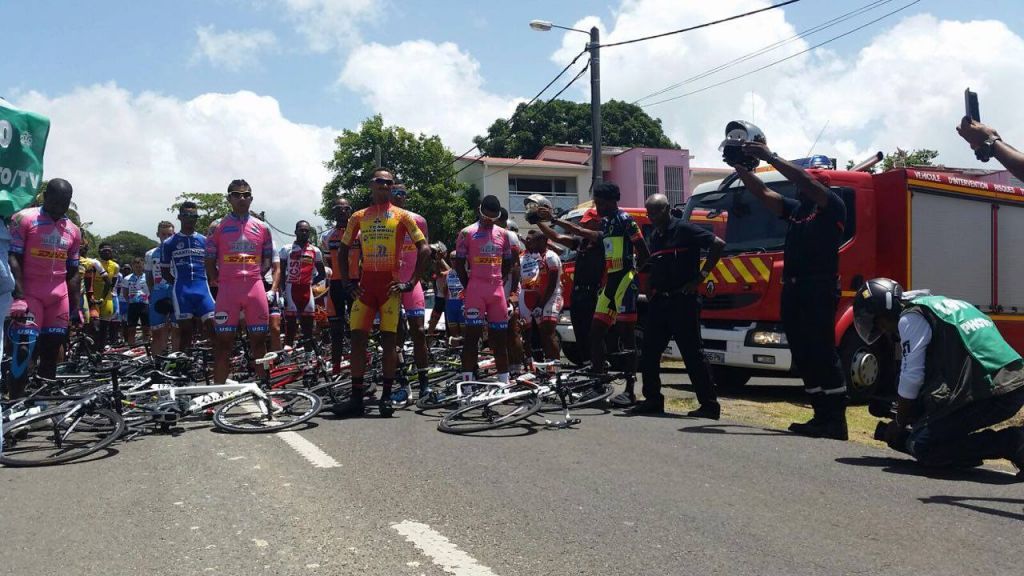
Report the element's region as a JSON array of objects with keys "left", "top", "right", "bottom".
[{"left": 589, "top": 26, "right": 602, "bottom": 188}]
